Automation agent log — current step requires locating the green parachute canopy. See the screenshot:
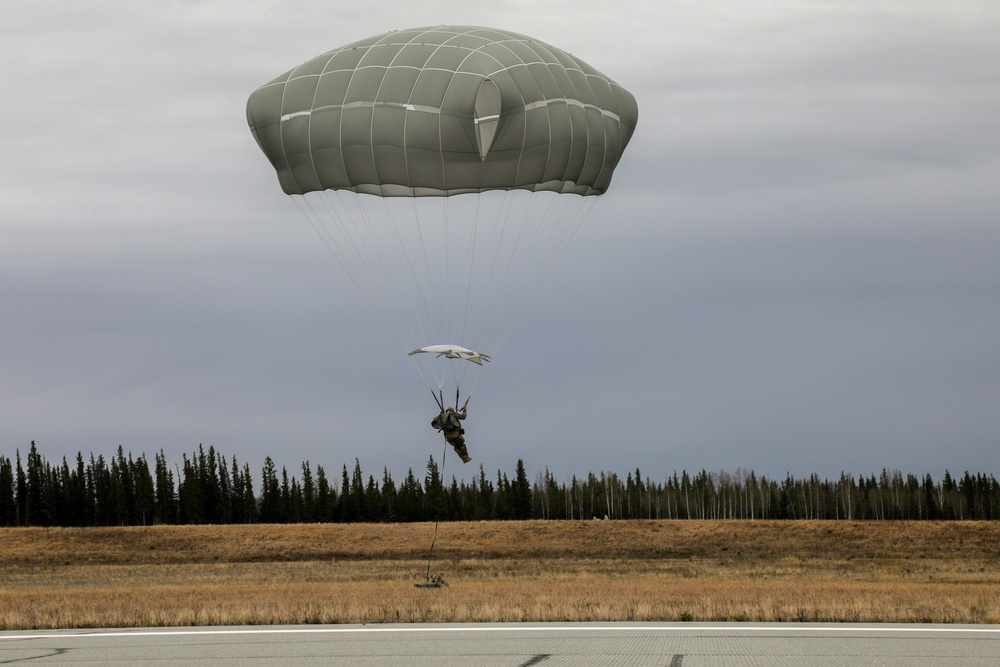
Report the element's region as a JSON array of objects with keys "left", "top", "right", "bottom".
[{"left": 247, "top": 25, "right": 638, "bottom": 197}]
